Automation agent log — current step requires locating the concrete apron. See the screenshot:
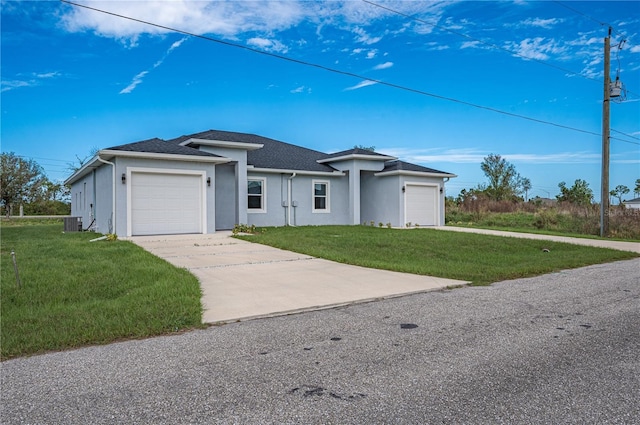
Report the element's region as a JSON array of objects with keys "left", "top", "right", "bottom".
[{"left": 129, "top": 233, "right": 468, "bottom": 324}]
